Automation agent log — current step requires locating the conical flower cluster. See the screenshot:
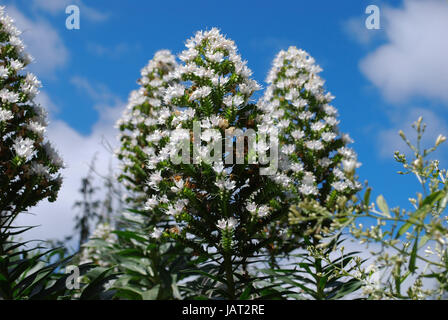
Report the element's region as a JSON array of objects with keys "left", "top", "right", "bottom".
[
  {"left": 115, "top": 30, "right": 364, "bottom": 270},
  {"left": 112, "top": 29, "right": 365, "bottom": 298},
  {"left": 258, "top": 46, "right": 362, "bottom": 206},
  {"left": 116, "top": 50, "right": 178, "bottom": 208},
  {"left": 0, "top": 7, "right": 63, "bottom": 216},
  {"left": 134, "top": 28, "right": 287, "bottom": 255}
]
